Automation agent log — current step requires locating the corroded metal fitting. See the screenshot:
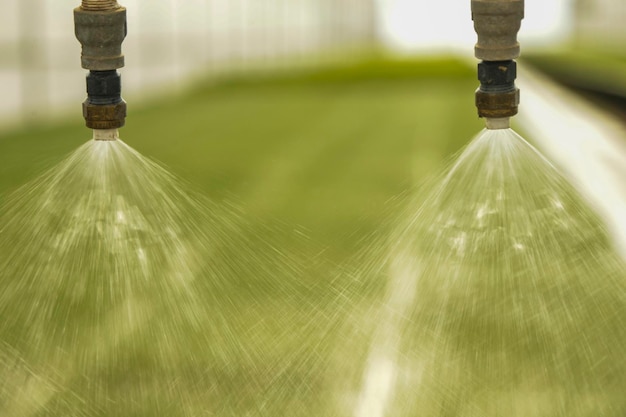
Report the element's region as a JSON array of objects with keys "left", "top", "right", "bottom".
[
  {"left": 478, "top": 60, "right": 516, "bottom": 91},
  {"left": 475, "top": 89, "right": 519, "bottom": 118},
  {"left": 472, "top": 0, "right": 524, "bottom": 61},
  {"left": 75, "top": 1, "right": 127, "bottom": 134},
  {"left": 82, "top": 70, "right": 126, "bottom": 129},
  {"left": 74, "top": 1, "right": 126, "bottom": 70},
  {"left": 475, "top": 60, "right": 519, "bottom": 118},
  {"left": 83, "top": 100, "right": 126, "bottom": 129}
]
